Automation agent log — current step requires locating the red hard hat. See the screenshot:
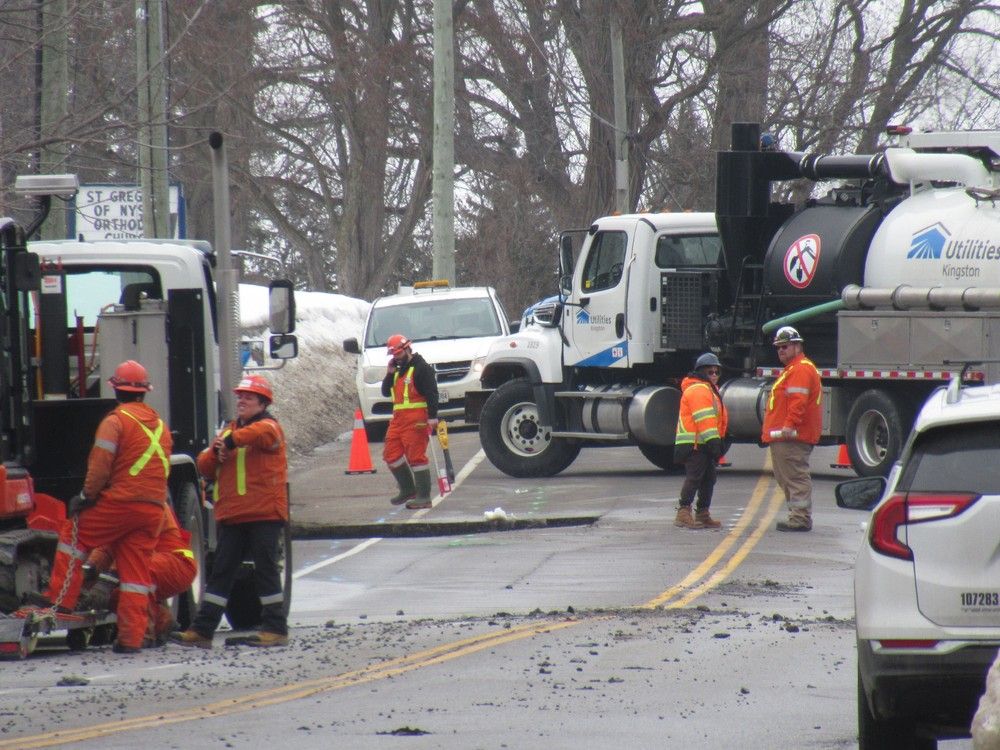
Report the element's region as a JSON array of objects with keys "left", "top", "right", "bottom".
[
  {"left": 234, "top": 374, "right": 273, "bottom": 403},
  {"left": 108, "top": 360, "right": 152, "bottom": 392},
  {"left": 386, "top": 333, "right": 411, "bottom": 355}
]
